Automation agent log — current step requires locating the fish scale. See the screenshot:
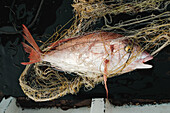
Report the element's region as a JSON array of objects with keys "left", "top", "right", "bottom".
[{"left": 21, "top": 24, "right": 153, "bottom": 100}]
